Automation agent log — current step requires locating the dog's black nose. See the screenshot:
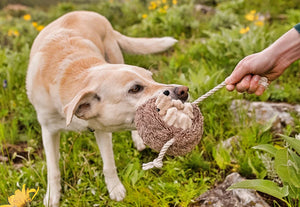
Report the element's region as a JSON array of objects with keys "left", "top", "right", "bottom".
[{"left": 174, "top": 86, "right": 189, "bottom": 102}]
